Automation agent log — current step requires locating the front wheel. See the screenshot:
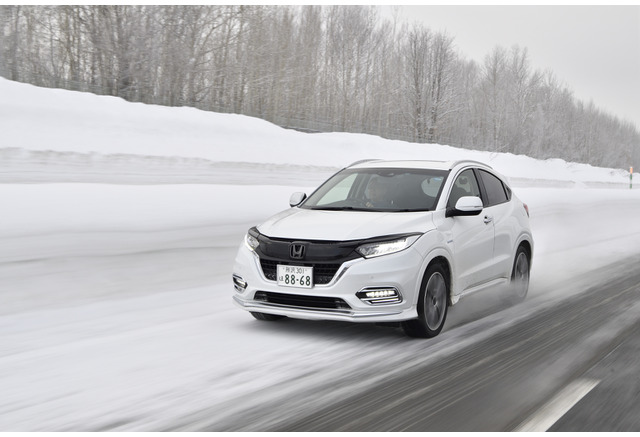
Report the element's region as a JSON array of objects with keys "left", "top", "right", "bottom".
[
  {"left": 402, "top": 263, "right": 449, "bottom": 338},
  {"left": 509, "top": 246, "right": 530, "bottom": 303}
]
